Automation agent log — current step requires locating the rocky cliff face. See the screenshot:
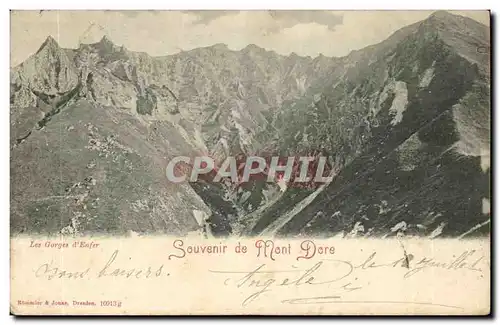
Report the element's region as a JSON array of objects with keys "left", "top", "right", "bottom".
[
  {"left": 11, "top": 36, "right": 79, "bottom": 98},
  {"left": 10, "top": 11, "right": 490, "bottom": 237},
  {"left": 10, "top": 30, "right": 341, "bottom": 235}
]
